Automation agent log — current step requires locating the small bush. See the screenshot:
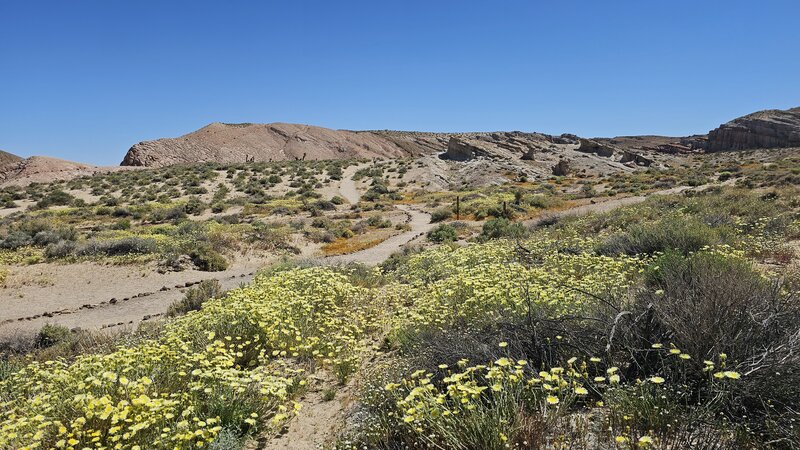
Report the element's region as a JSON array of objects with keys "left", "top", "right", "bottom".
[
  {"left": 1, "top": 231, "right": 33, "bottom": 249},
  {"left": 429, "top": 207, "right": 453, "bottom": 223},
  {"left": 479, "top": 218, "right": 527, "bottom": 241},
  {"left": 189, "top": 244, "right": 229, "bottom": 272},
  {"left": 79, "top": 237, "right": 158, "bottom": 257},
  {"left": 167, "top": 280, "right": 224, "bottom": 317},
  {"left": 427, "top": 224, "right": 457, "bottom": 243},
  {"left": 34, "top": 324, "right": 73, "bottom": 349},
  {"left": 35, "top": 190, "right": 74, "bottom": 208},
  {"left": 44, "top": 240, "right": 79, "bottom": 258},
  {"left": 596, "top": 217, "right": 723, "bottom": 256}
]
